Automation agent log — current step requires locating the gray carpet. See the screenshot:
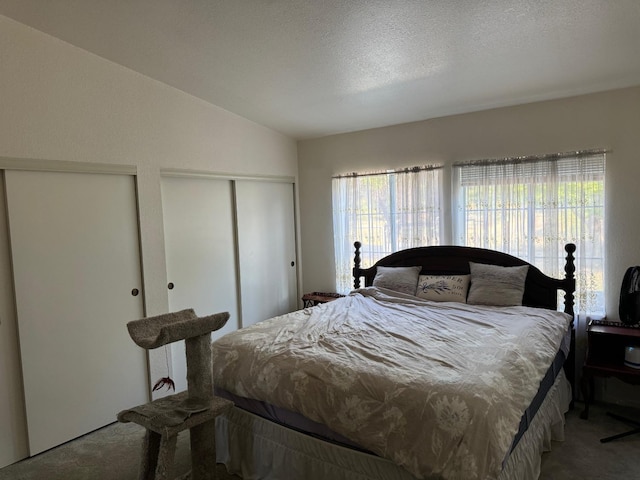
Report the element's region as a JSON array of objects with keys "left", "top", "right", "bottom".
[
  {"left": 539, "top": 402, "right": 640, "bottom": 479},
  {"left": 0, "top": 422, "right": 239, "bottom": 480},
  {"left": 1, "top": 402, "right": 638, "bottom": 480}
]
